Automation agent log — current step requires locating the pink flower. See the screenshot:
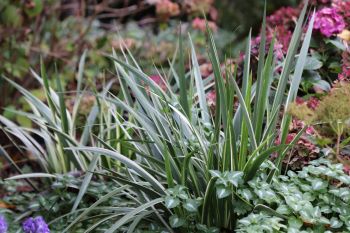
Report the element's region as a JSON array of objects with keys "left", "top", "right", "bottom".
[
  {"left": 192, "top": 17, "right": 217, "bottom": 32},
  {"left": 306, "top": 126, "right": 316, "bottom": 135},
  {"left": 149, "top": 75, "right": 167, "bottom": 91},
  {"left": 306, "top": 97, "right": 320, "bottom": 110},
  {"left": 206, "top": 91, "right": 216, "bottom": 106},
  {"left": 295, "top": 97, "right": 305, "bottom": 105},
  {"left": 314, "top": 7, "right": 345, "bottom": 37},
  {"left": 206, "top": 90, "right": 217, "bottom": 113}
]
